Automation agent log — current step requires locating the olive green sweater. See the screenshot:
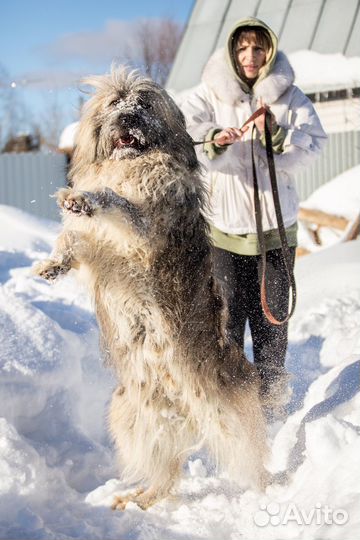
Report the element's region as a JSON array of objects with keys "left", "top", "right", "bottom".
[{"left": 211, "top": 222, "right": 298, "bottom": 256}]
